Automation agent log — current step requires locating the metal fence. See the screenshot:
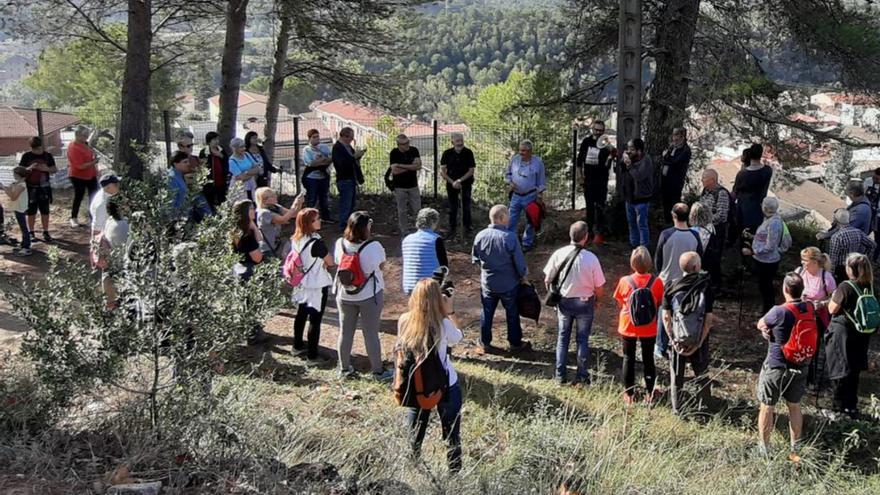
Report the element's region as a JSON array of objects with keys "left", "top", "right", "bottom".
[{"left": 10, "top": 107, "right": 590, "bottom": 210}]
